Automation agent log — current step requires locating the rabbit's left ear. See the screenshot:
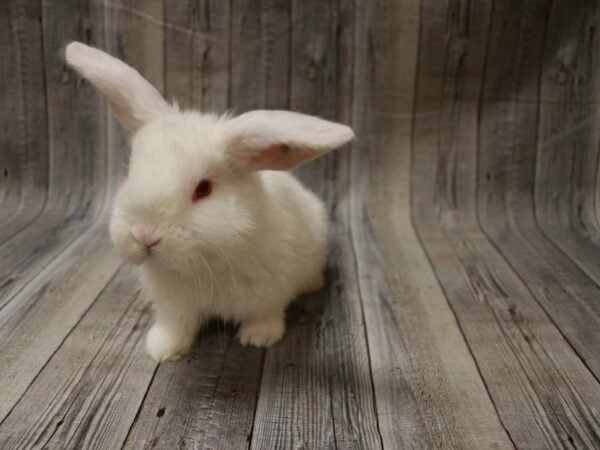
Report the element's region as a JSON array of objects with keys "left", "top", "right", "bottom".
[
  {"left": 224, "top": 110, "right": 354, "bottom": 171},
  {"left": 65, "top": 42, "right": 172, "bottom": 132}
]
